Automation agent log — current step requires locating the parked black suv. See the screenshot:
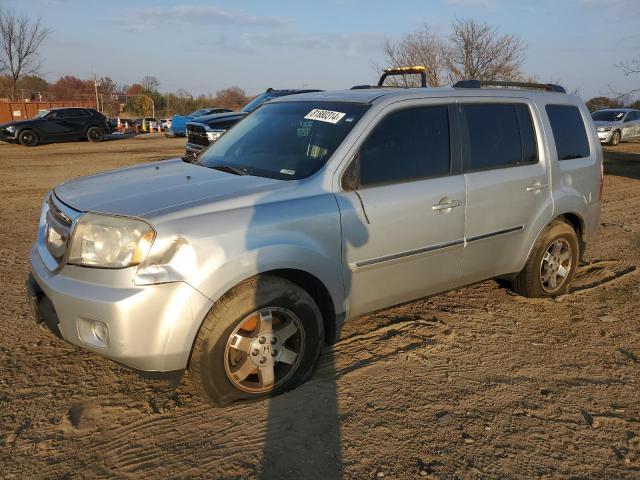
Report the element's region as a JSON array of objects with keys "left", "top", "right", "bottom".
[
  {"left": 184, "top": 88, "right": 322, "bottom": 157},
  {"left": 0, "top": 108, "right": 110, "bottom": 147}
]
